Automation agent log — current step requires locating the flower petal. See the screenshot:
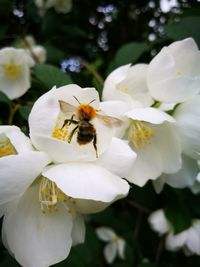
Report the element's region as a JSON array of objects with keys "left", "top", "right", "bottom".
[
  {"left": 71, "top": 214, "right": 86, "bottom": 246},
  {"left": 97, "top": 137, "right": 137, "bottom": 178},
  {"left": 152, "top": 123, "right": 182, "bottom": 174},
  {"left": 148, "top": 209, "right": 170, "bottom": 235},
  {"left": 117, "top": 238, "right": 126, "bottom": 259},
  {"left": 126, "top": 143, "right": 162, "bottom": 186},
  {"left": 96, "top": 227, "right": 116, "bottom": 241},
  {"left": 43, "top": 163, "right": 130, "bottom": 203},
  {"left": 3, "top": 185, "right": 73, "bottom": 267},
  {"left": 126, "top": 107, "right": 175, "bottom": 124},
  {"left": 0, "top": 151, "right": 50, "bottom": 205},
  {"left": 164, "top": 155, "right": 199, "bottom": 188},
  {"left": 147, "top": 38, "right": 200, "bottom": 103},
  {"left": 0, "top": 125, "right": 33, "bottom": 153},
  {"left": 174, "top": 96, "right": 200, "bottom": 159},
  {"left": 148, "top": 76, "right": 200, "bottom": 103},
  {"left": 29, "top": 85, "right": 114, "bottom": 161},
  {"left": 104, "top": 242, "right": 117, "bottom": 264},
  {"left": 166, "top": 231, "right": 188, "bottom": 251}
]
